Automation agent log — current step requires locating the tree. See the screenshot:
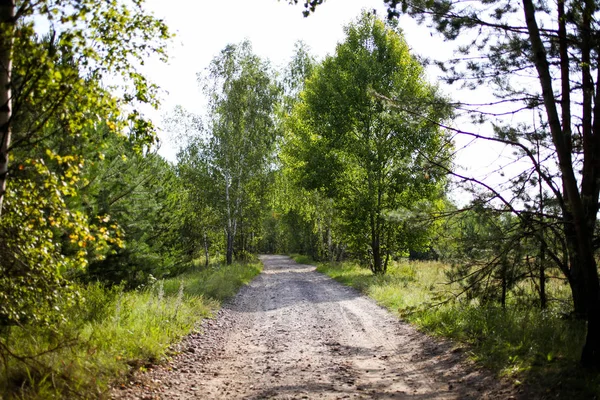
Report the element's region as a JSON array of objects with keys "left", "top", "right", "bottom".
[
  {"left": 177, "top": 141, "right": 220, "bottom": 268},
  {"left": 265, "top": 167, "right": 344, "bottom": 260},
  {"left": 0, "top": 0, "right": 170, "bottom": 327},
  {"left": 0, "top": 0, "right": 170, "bottom": 214},
  {"left": 378, "top": 0, "right": 600, "bottom": 369},
  {"left": 283, "top": 12, "right": 451, "bottom": 274},
  {"left": 183, "top": 41, "right": 280, "bottom": 265},
  {"left": 439, "top": 204, "right": 532, "bottom": 308},
  {"left": 80, "top": 133, "right": 188, "bottom": 287},
  {"left": 259, "top": 42, "right": 345, "bottom": 260}
]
